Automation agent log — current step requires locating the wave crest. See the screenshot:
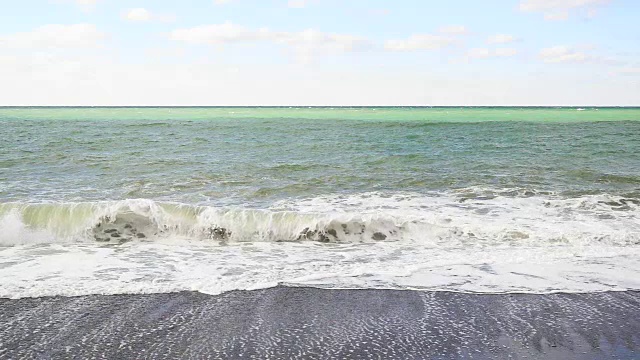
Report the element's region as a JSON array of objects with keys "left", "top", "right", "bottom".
[
  {"left": 0, "top": 192, "right": 638, "bottom": 246},
  {"left": 0, "top": 200, "right": 407, "bottom": 245}
]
